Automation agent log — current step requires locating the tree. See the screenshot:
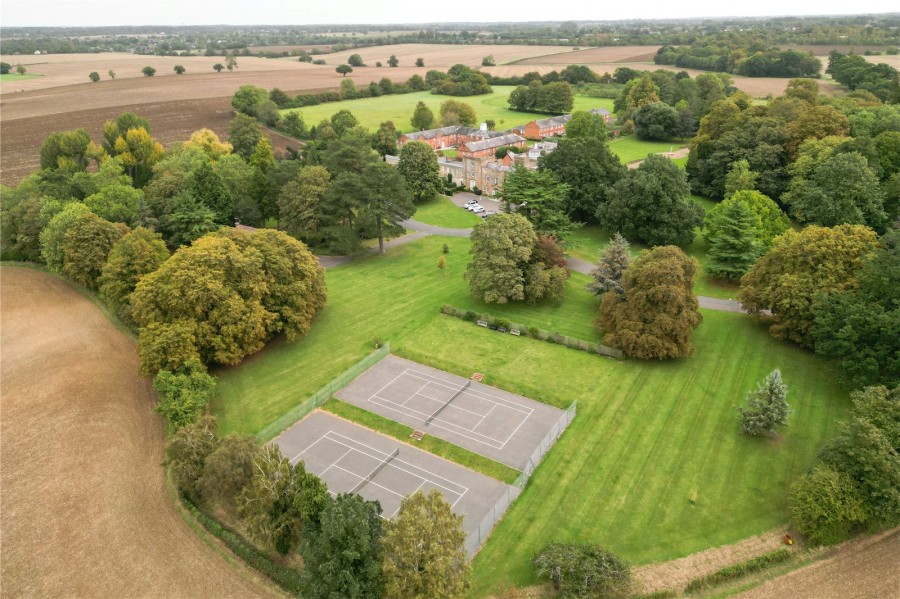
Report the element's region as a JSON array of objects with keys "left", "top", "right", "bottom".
[
  {"left": 634, "top": 102, "right": 680, "bottom": 140},
  {"left": 387, "top": 54, "right": 399, "bottom": 67},
  {"left": 279, "top": 166, "right": 331, "bottom": 245},
  {"left": 723, "top": 159, "right": 759, "bottom": 197},
  {"left": 500, "top": 167, "right": 575, "bottom": 241},
  {"left": 406, "top": 74, "right": 426, "bottom": 91},
  {"left": 372, "top": 121, "right": 398, "bottom": 157},
  {"left": 738, "top": 369, "right": 791, "bottom": 436},
  {"left": 814, "top": 231, "right": 900, "bottom": 389},
  {"left": 785, "top": 105, "right": 850, "bottom": 158},
  {"left": 89, "top": 71, "right": 100, "bottom": 82},
  {"left": 330, "top": 109, "right": 360, "bottom": 137},
  {"left": 532, "top": 542, "right": 632, "bottom": 599},
  {"left": 231, "top": 84, "right": 268, "bottom": 116},
  {"left": 167, "top": 192, "right": 219, "bottom": 247},
  {"left": 108, "top": 69, "right": 116, "bottom": 79},
  {"left": 336, "top": 64, "right": 353, "bottom": 77},
  {"left": 102, "top": 112, "right": 151, "bottom": 153},
  {"left": 40, "top": 128, "right": 95, "bottom": 171},
  {"left": 538, "top": 138, "right": 625, "bottom": 221},
  {"left": 785, "top": 78, "right": 820, "bottom": 104},
  {"left": 153, "top": 359, "right": 216, "bottom": 429},
  {"left": 738, "top": 225, "right": 880, "bottom": 347},
  {"left": 300, "top": 494, "right": 384, "bottom": 599},
  {"left": 704, "top": 190, "right": 789, "bottom": 250},
  {"left": 225, "top": 54, "right": 238, "bottom": 71},
  {"left": 624, "top": 74, "right": 660, "bottom": 116},
  {"left": 466, "top": 213, "right": 537, "bottom": 304},
  {"left": 228, "top": 114, "right": 263, "bottom": 161},
  {"left": 15, "top": 64, "right": 26, "bottom": 75},
  {"left": 142, "top": 66, "right": 156, "bottom": 77},
  {"left": 789, "top": 464, "right": 867, "bottom": 546},
  {"left": 100, "top": 227, "right": 169, "bottom": 321},
  {"left": 184, "top": 128, "right": 233, "bottom": 160},
  {"left": 165, "top": 415, "right": 219, "bottom": 503},
  {"left": 0, "top": 62, "right": 10, "bottom": 74},
  {"left": 415, "top": 57, "right": 424, "bottom": 67},
  {"left": 213, "top": 63, "right": 224, "bottom": 73},
  {"left": 187, "top": 160, "right": 233, "bottom": 225},
  {"left": 397, "top": 141, "right": 441, "bottom": 204},
  {"left": 40, "top": 202, "right": 93, "bottom": 273},
  {"left": 410, "top": 101, "right": 434, "bottom": 130},
  {"left": 440, "top": 99, "right": 477, "bottom": 127},
  {"left": 352, "top": 162, "right": 415, "bottom": 253},
  {"left": 598, "top": 155, "right": 703, "bottom": 248},
  {"left": 282, "top": 111, "right": 307, "bottom": 139},
  {"left": 705, "top": 199, "right": 761, "bottom": 280},
  {"left": 565, "top": 111, "right": 607, "bottom": 140},
  {"left": 238, "top": 444, "right": 328, "bottom": 555},
  {"left": 174, "top": 65, "right": 186, "bottom": 75},
  {"left": 61, "top": 213, "right": 126, "bottom": 289},
  {"left": 599, "top": 246, "right": 702, "bottom": 360},
  {"left": 82, "top": 183, "right": 142, "bottom": 226},
  {"left": 199, "top": 434, "right": 258, "bottom": 506},
  {"left": 786, "top": 152, "right": 887, "bottom": 229},
  {"left": 587, "top": 233, "right": 631, "bottom": 296},
  {"left": 113, "top": 127, "right": 165, "bottom": 188},
  {"left": 382, "top": 490, "right": 469, "bottom": 599},
  {"left": 347, "top": 54, "right": 365, "bottom": 67}
]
